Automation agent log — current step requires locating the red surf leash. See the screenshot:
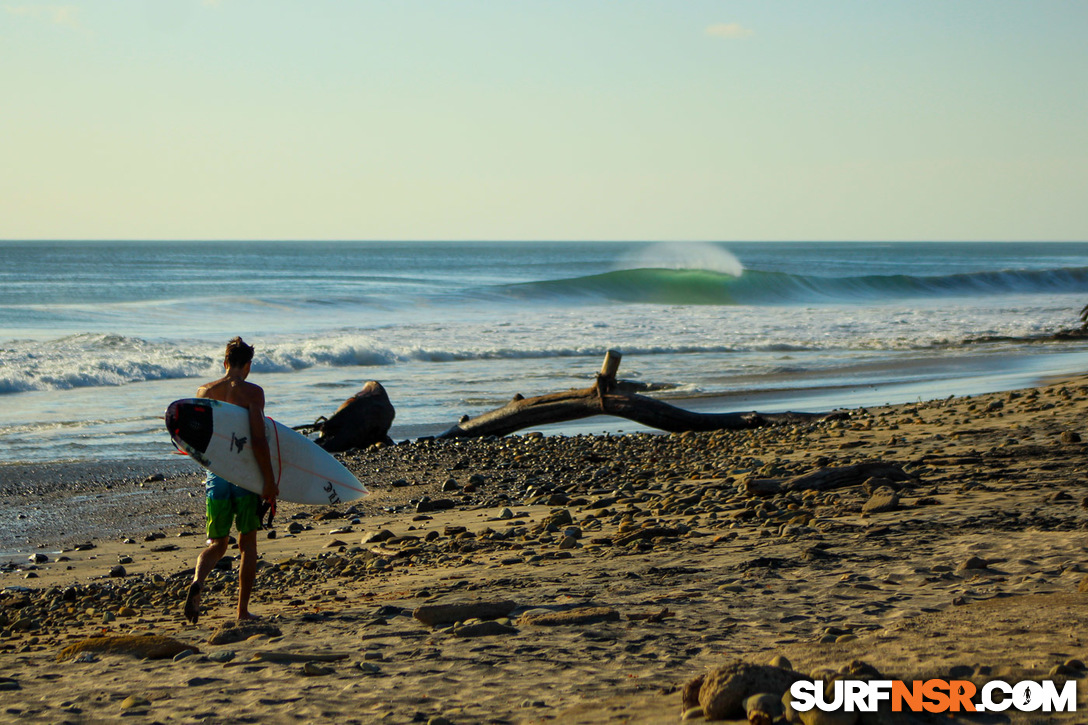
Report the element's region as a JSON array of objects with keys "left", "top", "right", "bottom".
[{"left": 263, "top": 418, "right": 284, "bottom": 529}]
